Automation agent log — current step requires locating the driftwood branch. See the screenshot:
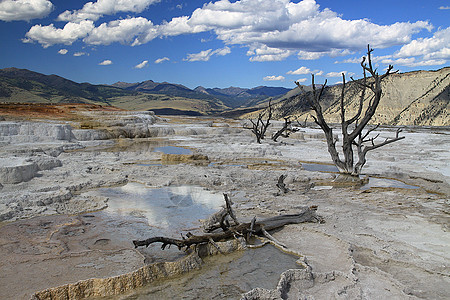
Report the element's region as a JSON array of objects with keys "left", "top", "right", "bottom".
[
  {"left": 276, "top": 174, "right": 289, "bottom": 194},
  {"left": 201, "top": 193, "right": 239, "bottom": 233},
  {"left": 133, "top": 206, "right": 321, "bottom": 251}
]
